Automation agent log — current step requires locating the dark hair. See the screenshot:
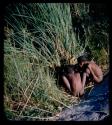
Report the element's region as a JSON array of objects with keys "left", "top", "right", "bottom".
[
  {"left": 77, "top": 55, "right": 89, "bottom": 63},
  {"left": 64, "top": 65, "right": 74, "bottom": 74}
]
